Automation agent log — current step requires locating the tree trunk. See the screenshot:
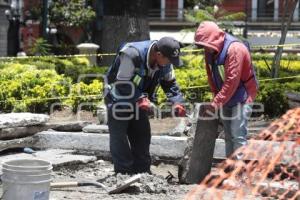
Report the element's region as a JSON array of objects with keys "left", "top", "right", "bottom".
[
  {"left": 93, "top": 0, "right": 150, "bottom": 66},
  {"left": 100, "top": 15, "right": 149, "bottom": 65},
  {"left": 271, "top": 0, "right": 299, "bottom": 78}
]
